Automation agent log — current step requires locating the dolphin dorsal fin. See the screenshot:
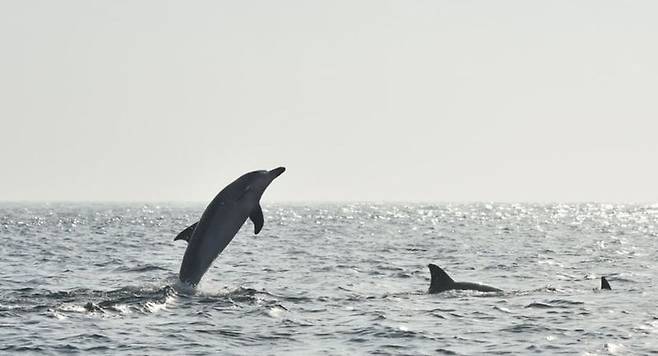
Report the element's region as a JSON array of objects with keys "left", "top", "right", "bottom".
[
  {"left": 249, "top": 204, "right": 264, "bottom": 234},
  {"left": 428, "top": 264, "right": 455, "bottom": 293},
  {"left": 601, "top": 277, "right": 611, "bottom": 290},
  {"left": 174, "top": 222, "right": 198, "bottom": 243}
]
